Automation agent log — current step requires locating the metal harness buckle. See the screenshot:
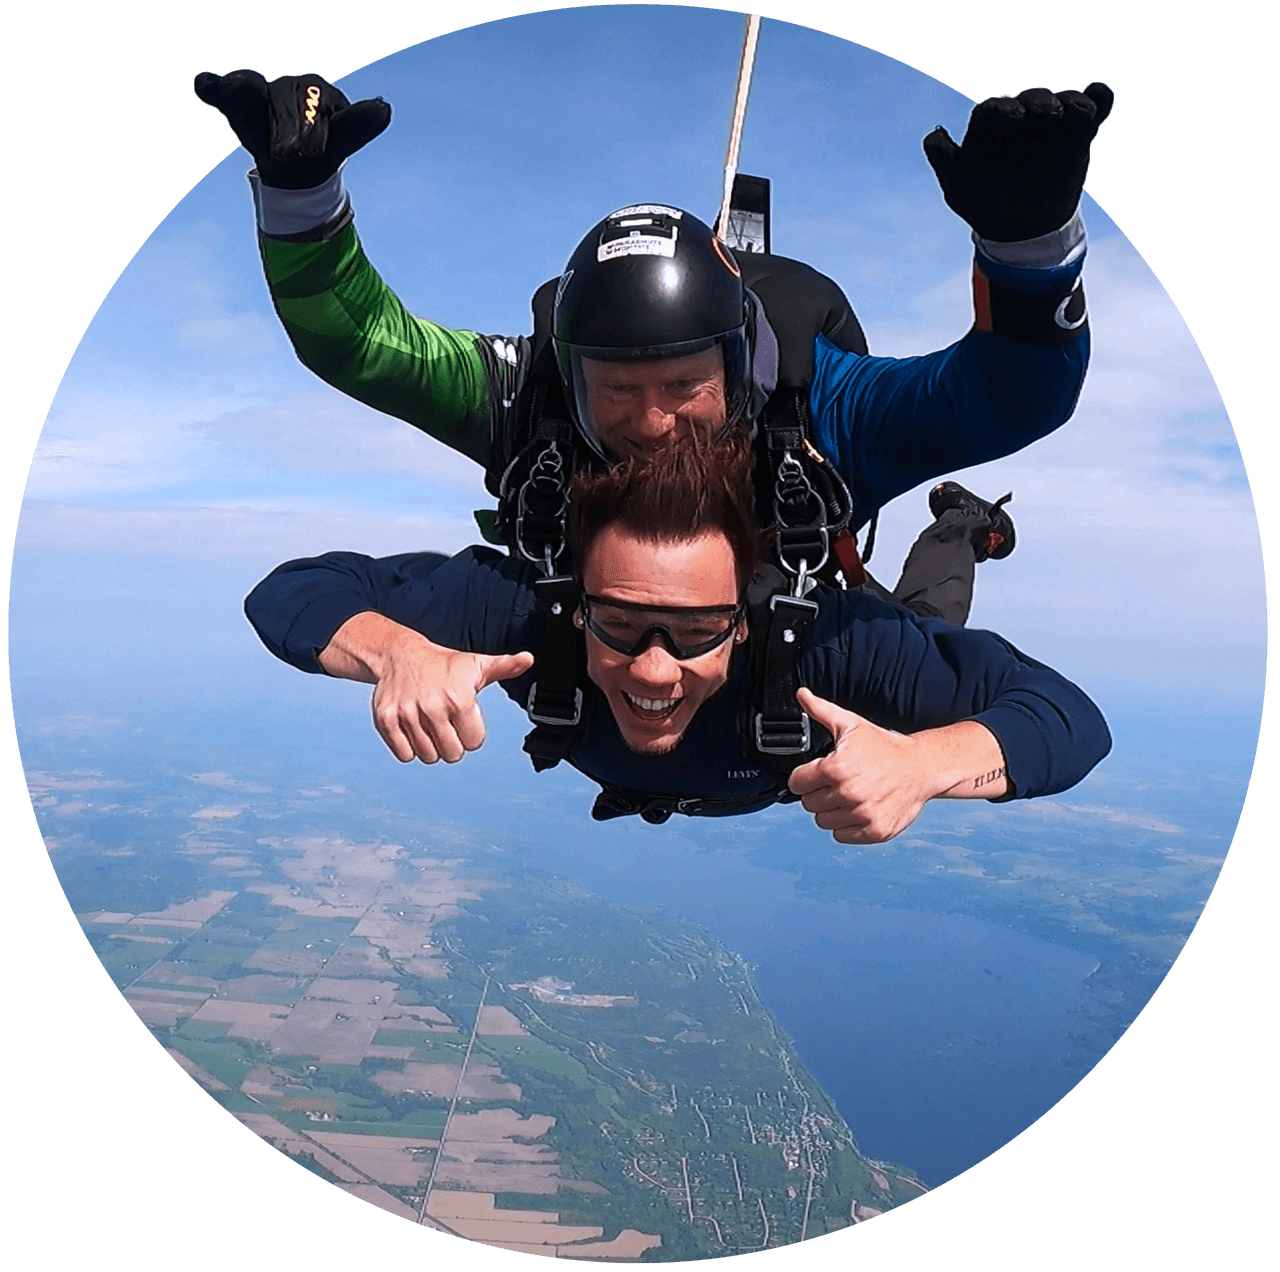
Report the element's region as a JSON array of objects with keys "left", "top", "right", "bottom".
[
  {"left": 773, "top": 450, "right": 830, "bottom": 582},
  {"left": 754, "top": 712, "right": 812, "bottom": 755},
  {"left": 513, "top": 441, "right": 568, "bottom": 571},
  {"left": 524, "top": 685, "right": 586, "bottom": 721}
]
